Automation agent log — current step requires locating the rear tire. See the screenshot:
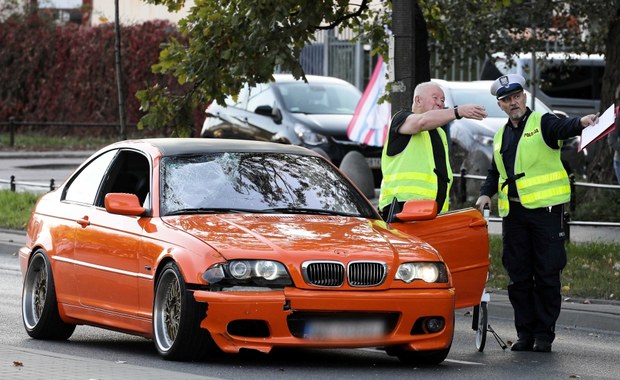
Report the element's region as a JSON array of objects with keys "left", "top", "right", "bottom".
[
  {"left": 22, "top": 250, "right": 76, "bottom": 340},
  {"left": 153, "top": 262, "right": 217, "bottom": 361}
]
